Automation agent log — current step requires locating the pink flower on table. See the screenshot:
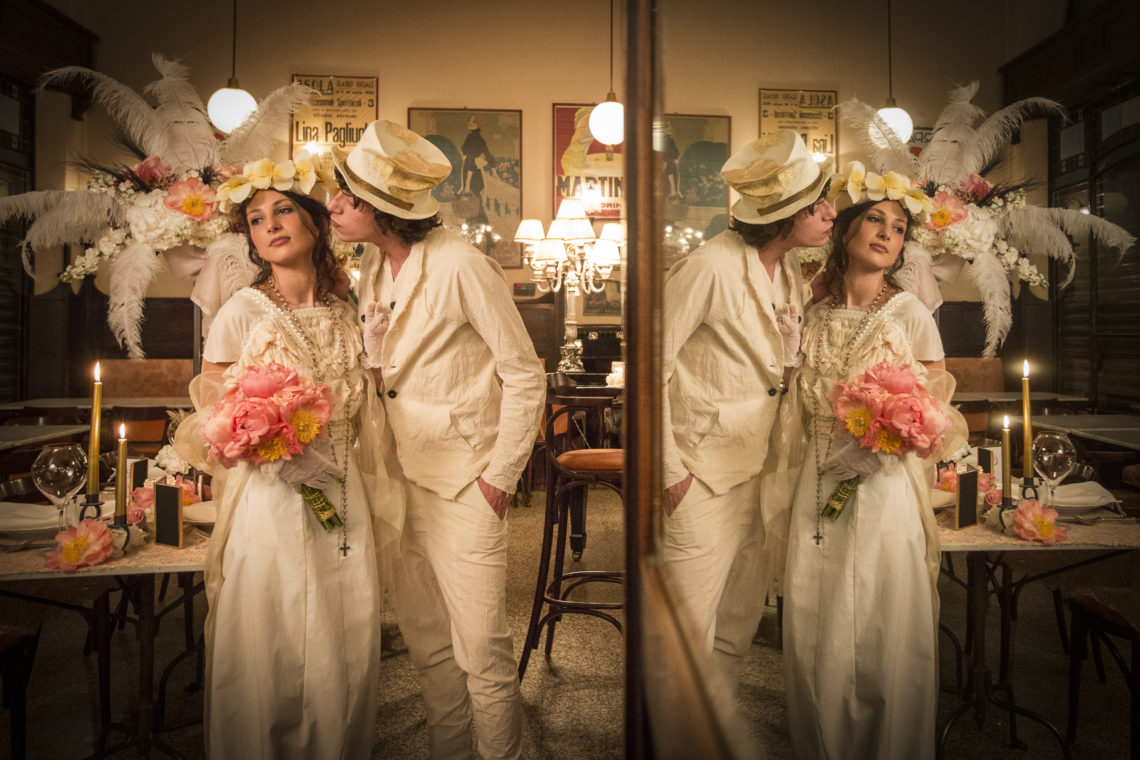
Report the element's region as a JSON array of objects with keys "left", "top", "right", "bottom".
[
  {"left": 174, "top": 476, "right": 201, "bottom": 505},
  {"left": 1013, "top": 499, "right": 1067, "bottom": 545},
  {"left": 937, "top": 467, "right": 959, "bottom": 493},
  {"left": 864, "top": 361, "right": 917, "bottom": 395},
  {"left": 926, "top": 191, "right": 968, "bottom": 230},
  {"left": 163, "top": 177, "right": 218, "bottom": 221},
  {"left": 131, "top": 486, "right": 155, "bottom": 510},
  {"left": 126, "top": 503, "right": 147, "bottom": 525},
  {"left": 45, "top": 519, "right": 114, "bottom": 572},
  {"left": 135, "top": 156, "right": 171, "bottom": 185},
  {"left": 983, "top": 486, "right": 1004, "bottom": 507}
]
